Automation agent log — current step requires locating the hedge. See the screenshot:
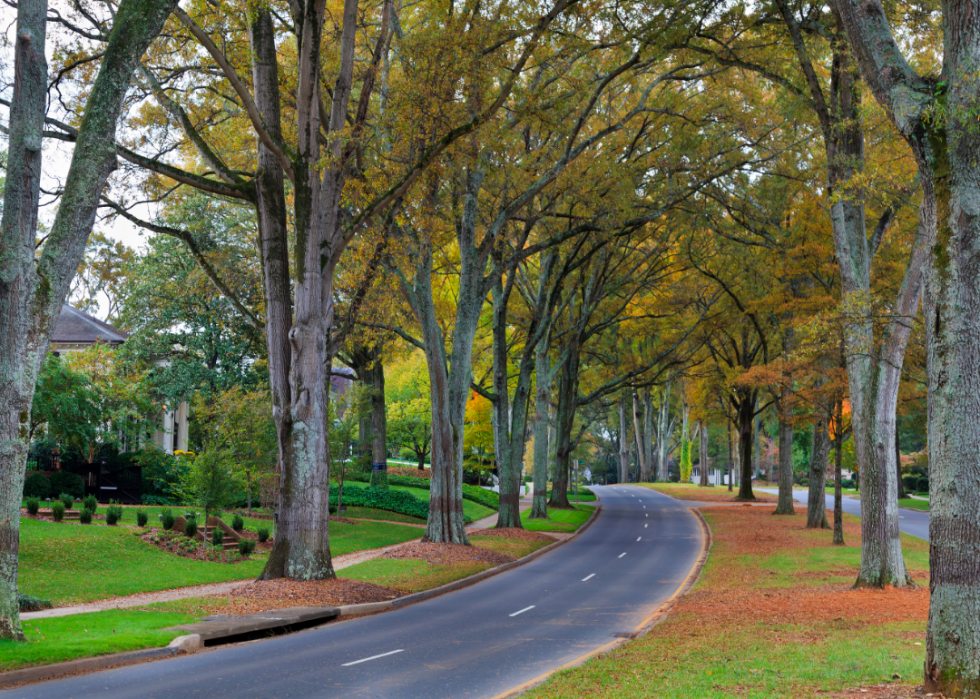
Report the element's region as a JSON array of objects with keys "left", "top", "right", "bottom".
[
  {"left": 332, "top": 484, "right": 474, "bottom": 522},
  {"left": 23, "top": 472, "right": 51, "bottom": 499},
  {"left": 49, "top": 471, "right": 84, "bottom": 499},
  {"left": 345, "top": 472, "right": 499, "bottom": 510}
]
